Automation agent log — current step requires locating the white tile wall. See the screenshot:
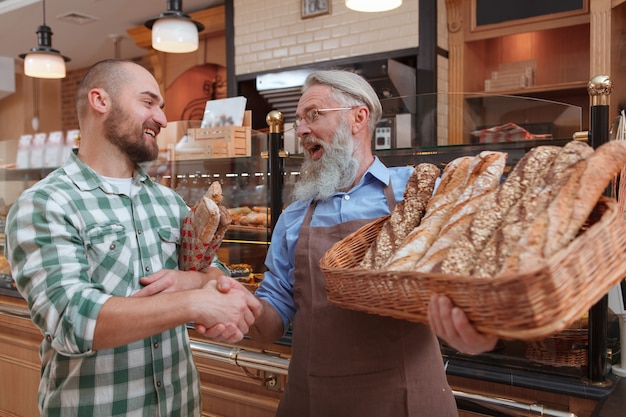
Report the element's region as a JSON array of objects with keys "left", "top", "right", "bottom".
[
  {"left": 234, "top": 0, "right": 419, "bottom": 75},
  {"left": 234, "top": 0, "right": 450, "bottom": 145}
]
